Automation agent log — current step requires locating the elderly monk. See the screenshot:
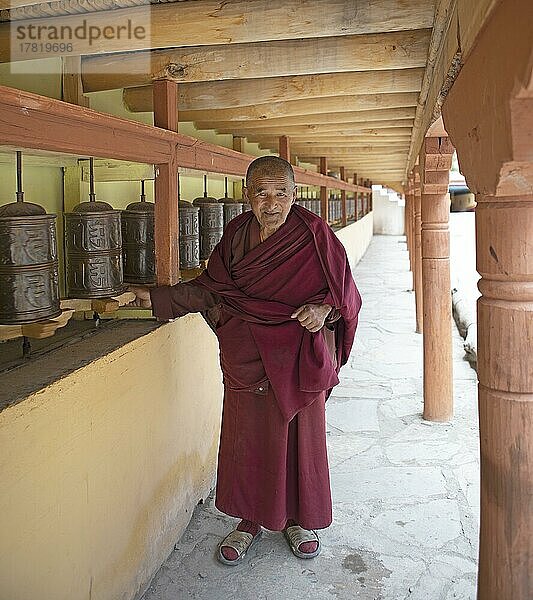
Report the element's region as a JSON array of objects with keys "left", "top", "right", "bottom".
[{"left": 128, "top": 156, "right": 361, "bottom": 565}]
